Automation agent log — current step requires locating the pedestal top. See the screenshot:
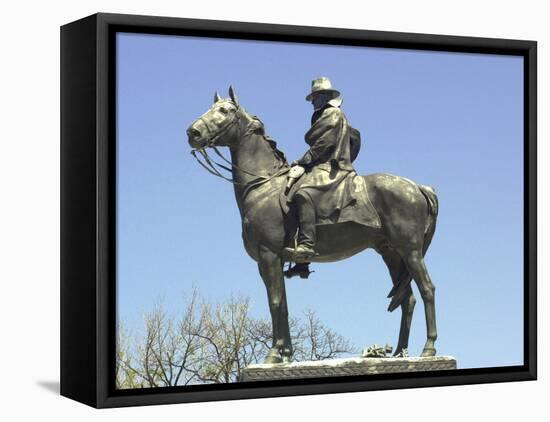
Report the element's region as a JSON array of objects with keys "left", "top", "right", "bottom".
[{"left": 239, "top": 356, "right": 457, "bottom": 382}]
